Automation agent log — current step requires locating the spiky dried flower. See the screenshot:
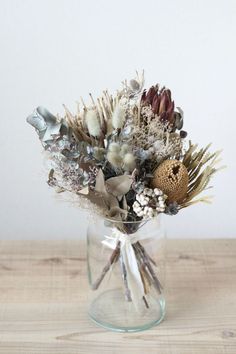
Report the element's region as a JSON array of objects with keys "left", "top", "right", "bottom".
[
  {"left": 151, "top": 159, "right": 189, "bottom": 203},
  {"left": 141, "top": 85, "right": 183, "bottom": 130},
  {"left": 179, "top": 142, "right": 225, "bottom": 208}
]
